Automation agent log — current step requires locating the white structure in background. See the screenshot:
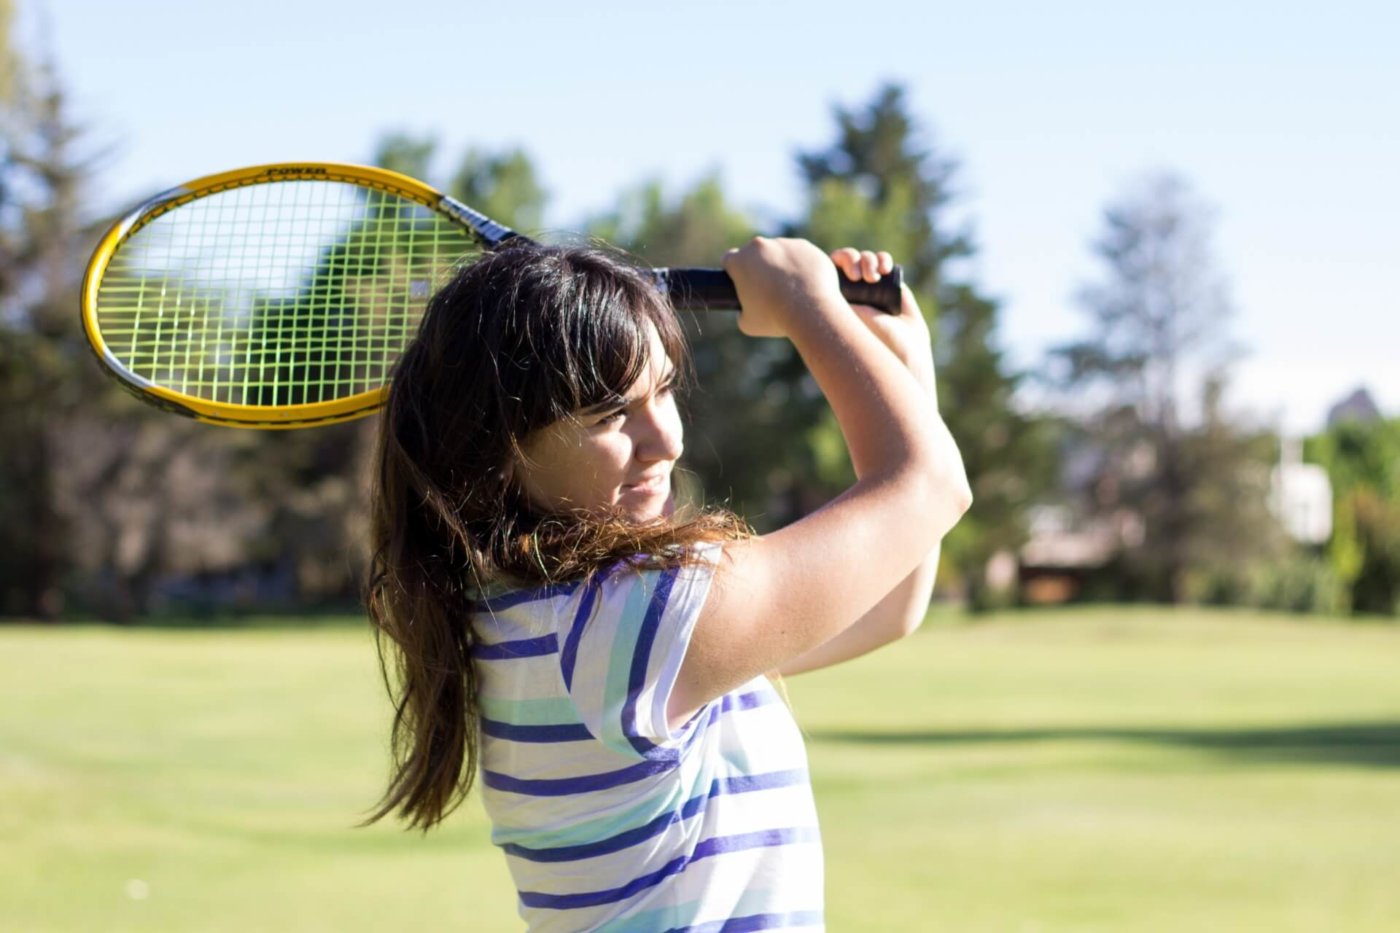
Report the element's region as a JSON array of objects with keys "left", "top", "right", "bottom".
[{"left": 1270, "top": 438, "right": 1332, "bottom": 545}]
